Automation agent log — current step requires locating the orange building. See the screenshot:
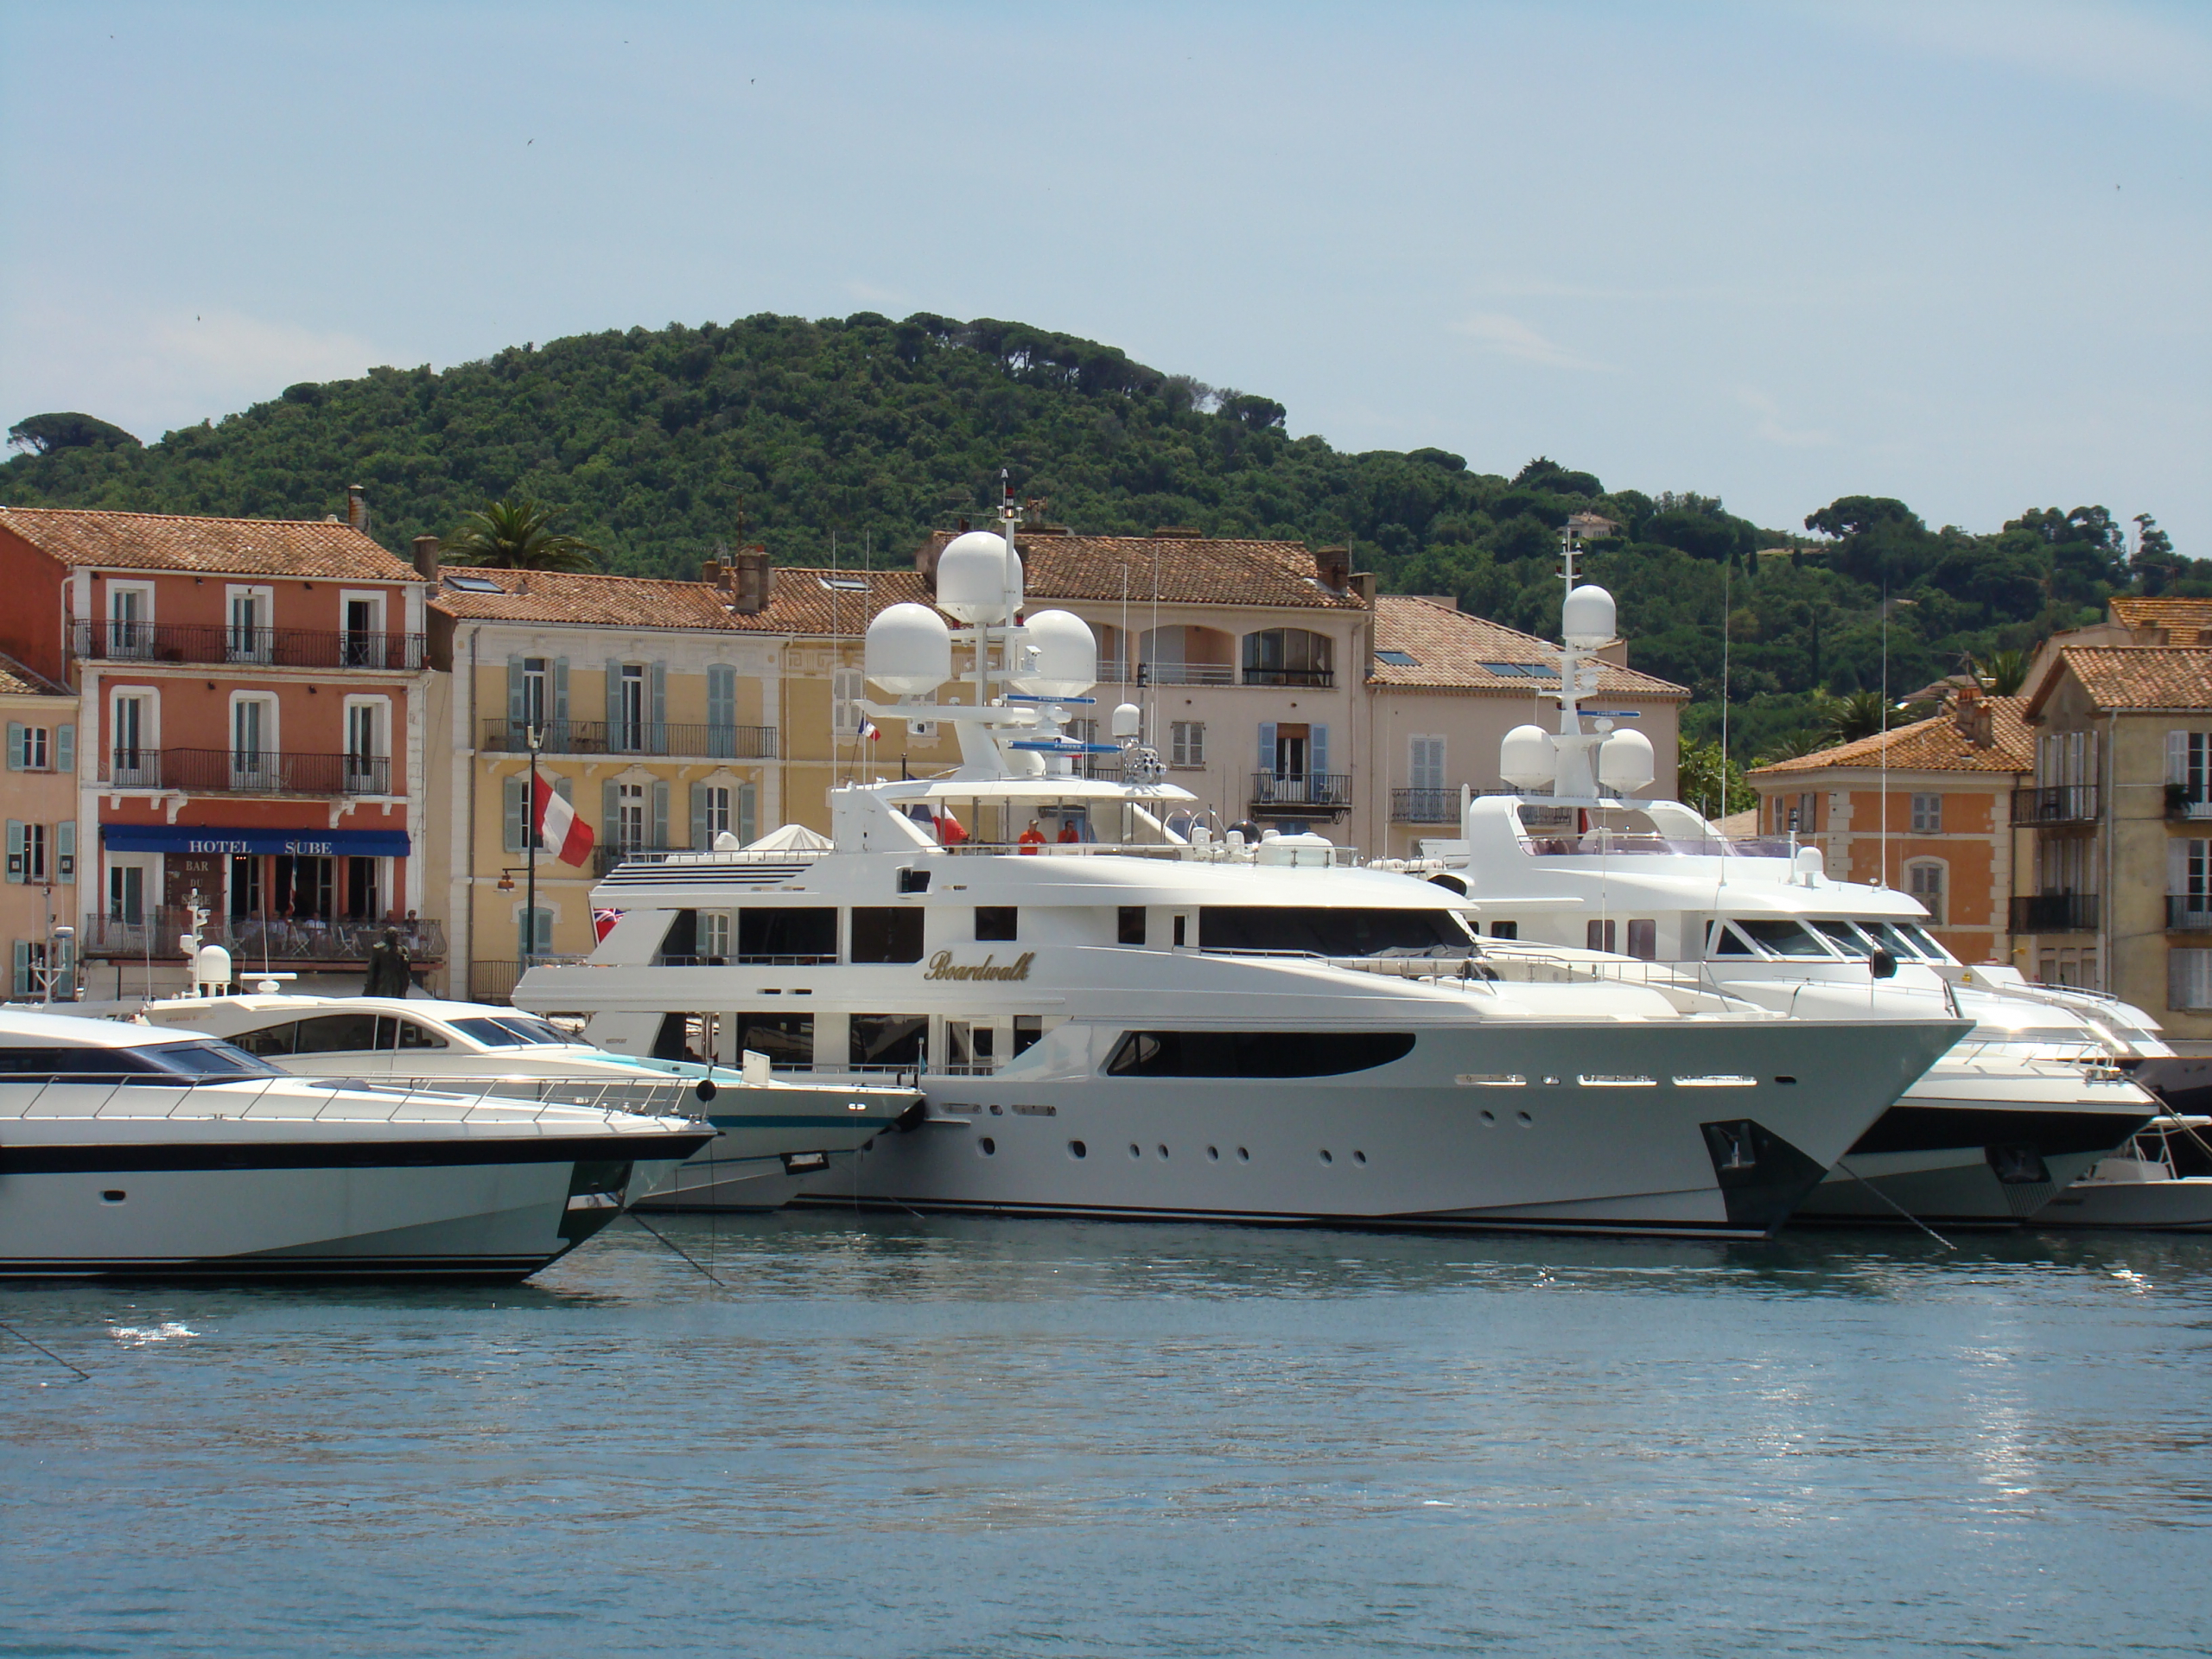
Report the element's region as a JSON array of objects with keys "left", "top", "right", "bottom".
[
  {"left": 0, "top": 500, "right": 436, "bottom": 996},
  {"left": 1747, "top": 689, "right": 2032, "bottom": 966}
]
